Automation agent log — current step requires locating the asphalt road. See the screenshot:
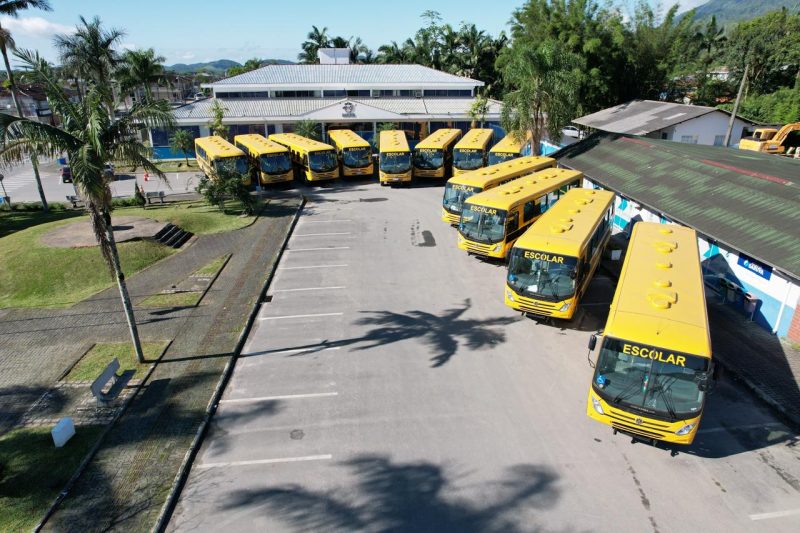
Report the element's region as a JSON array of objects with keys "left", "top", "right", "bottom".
[
  {"left": 168, "top": 180, "right": 800, "bottom": 533},
  {"left": 0, "top": 158, "right": 199, "bottom": 204}
]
